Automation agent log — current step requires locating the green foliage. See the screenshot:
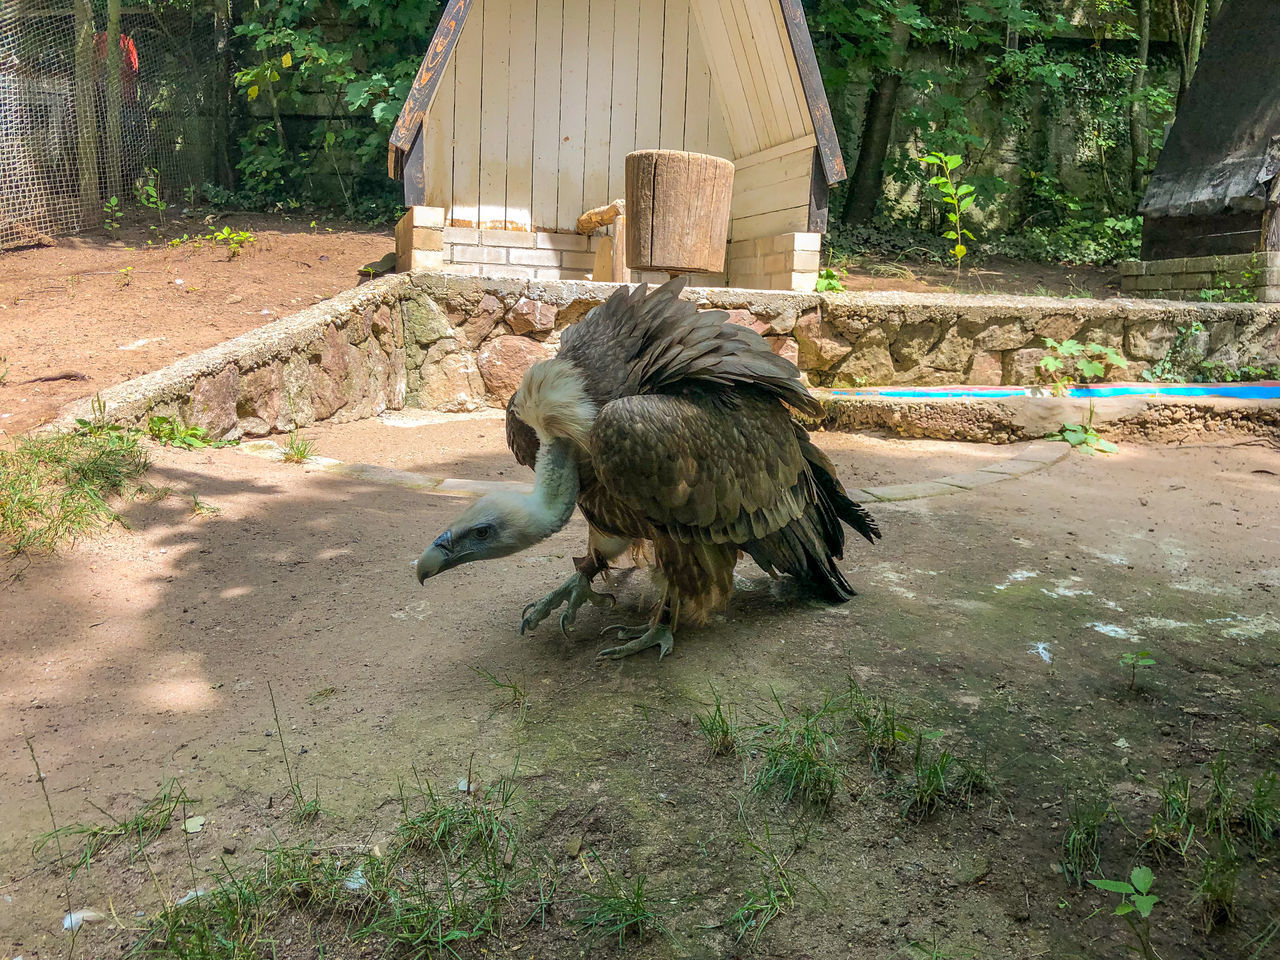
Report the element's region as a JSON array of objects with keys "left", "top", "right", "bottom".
[
  {"left": 1089, "top": 865, "right": 1161, "bottom": 960},
  {"left": 1143, "top": 321, "right": 1205, "bottom": 382},
  {"left": 1194, "top": 838, "right": 1240, "bottom": 930},
  {"left": 814, "top": 267, "right": 845, "bottom": 292},
  {"left": 1037, "top": 338, "right": 1128, "bottom": 395},
  {"left": 1119, "top": 649, "right": 1156, "bottom": 691},
  {"left": 103, "top": 195, "right": 122, "bottom": 231},
  {"left": 0, "top": 400, "right": 149, "bottom": 558},
  {"left": 146, "top": 416, "right": 236, "bottom": 451},
  {"left": 230, "top": 0, "right": 442, "bottom": 217},
  {"left": 919, "top": 152, "right": 975, "bottom": 268},
  {"left": 134, "top": 168, "right": 168, "bottom": 222},
  {"left": 1046, "top": 421, "right": 1118, "bottom": 455},
  {"left": 208, "top": 227, "right": 258, "bottom": 257}
]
